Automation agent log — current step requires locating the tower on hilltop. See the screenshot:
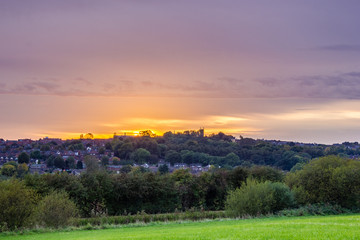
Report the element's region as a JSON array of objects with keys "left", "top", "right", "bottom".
[{"left": 198, "top": 127, "right": 204, "bottom": 137}]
